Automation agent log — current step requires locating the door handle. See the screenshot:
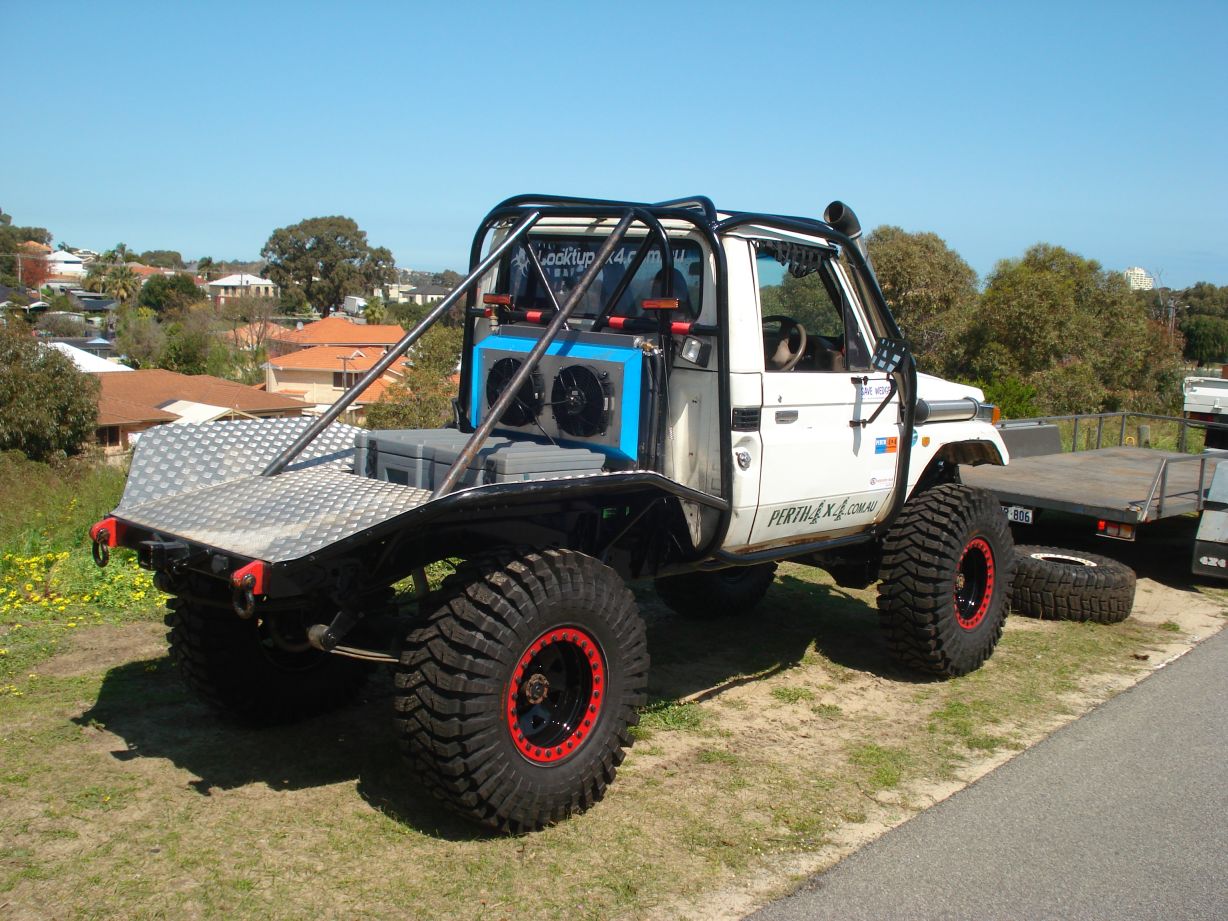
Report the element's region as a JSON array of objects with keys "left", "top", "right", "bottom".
[{"left": 775, "top": 410, "right": 798, "bottom": 424}]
